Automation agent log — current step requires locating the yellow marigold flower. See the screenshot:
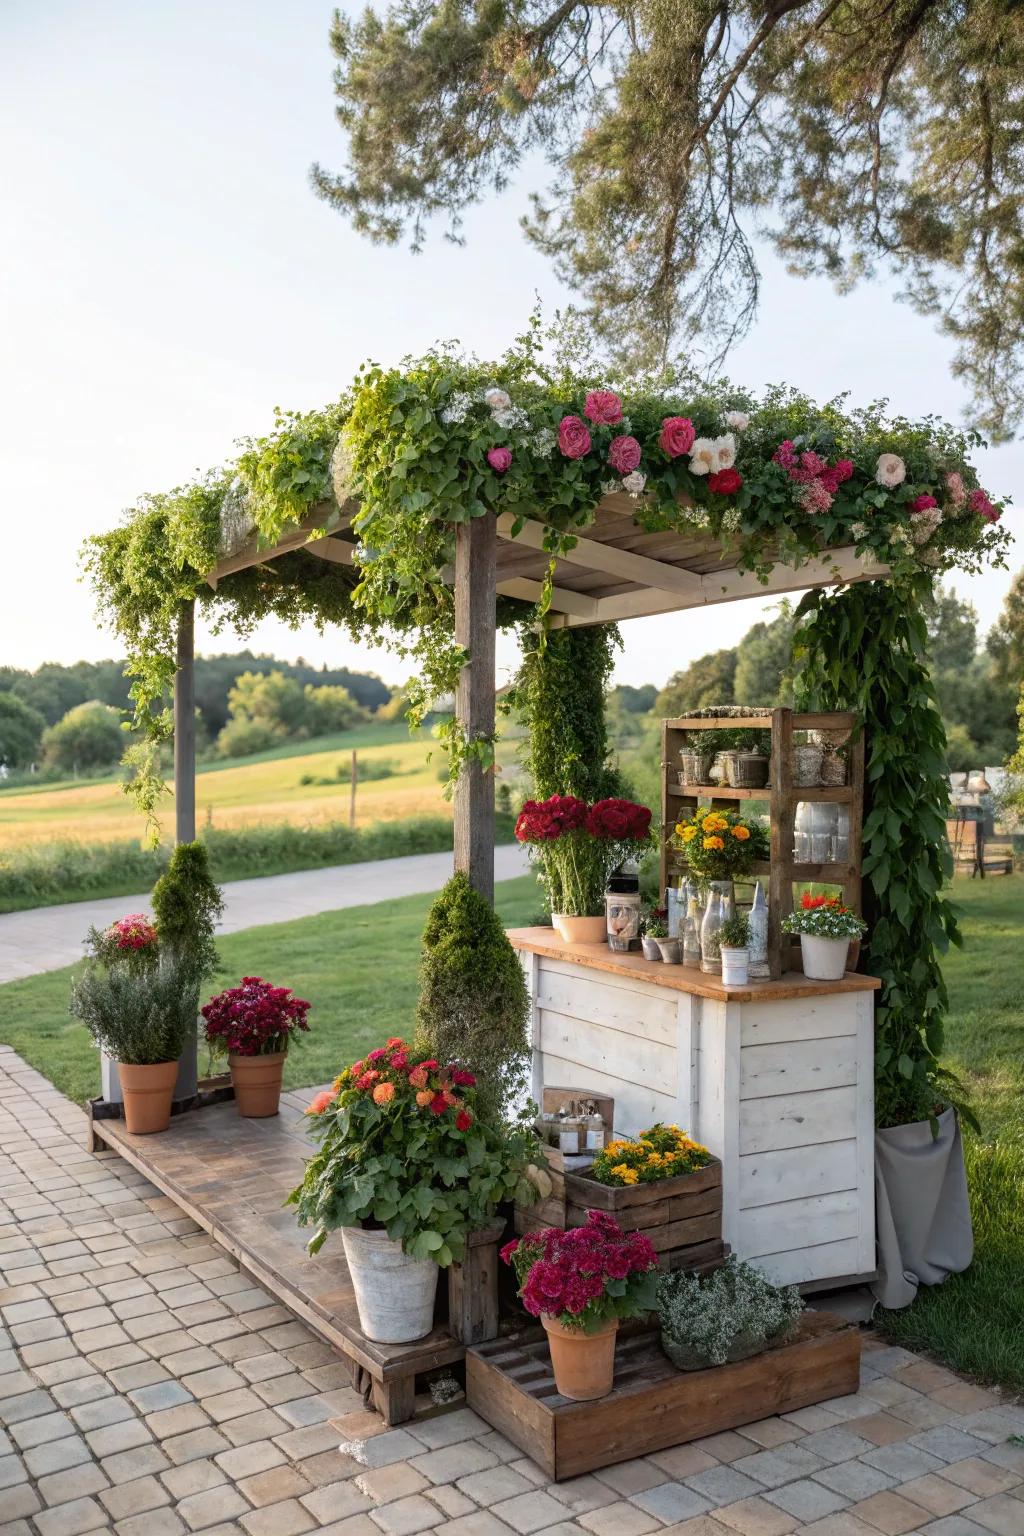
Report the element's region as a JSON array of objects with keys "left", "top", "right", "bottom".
[
  {"left": 681, "top": 826, "right": 697, "bottom": 843},
  {"left": 732, "top": 825, "right": 751, "bottom": 841},
  {"left": 611, "top": 1163, "right": 631, "bottom": 1181},
  {"left": 703, "top": 835, "right": 725, "bottom": 850},
  {"left": 373, "top": 1082, "right": 396, "bottom": 1105}
]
